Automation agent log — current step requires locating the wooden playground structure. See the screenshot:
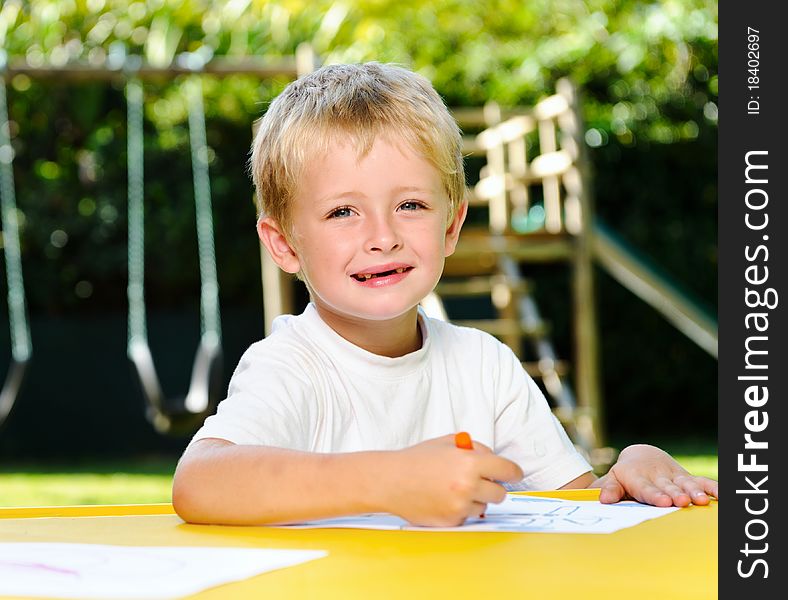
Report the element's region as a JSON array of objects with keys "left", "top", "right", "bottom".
[{"left": 1, "top": 45, "right": 718, "bottom": 467}]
